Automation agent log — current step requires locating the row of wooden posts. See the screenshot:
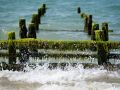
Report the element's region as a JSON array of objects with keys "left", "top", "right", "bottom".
[
  {"left": 19, "top": 4, "right": 46, "bottom": 39},
  {"left": 77, "top": 7, "right": 109, "bottom": 41},
  {"left": 6, "top": 5, "right": 112, "bottom": 66},
  {"left": 78, "top": 7, "right": 109, "bottom": 65},
  {"left": 8, "top": 4, "right": 47, "bottom": 64}
]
